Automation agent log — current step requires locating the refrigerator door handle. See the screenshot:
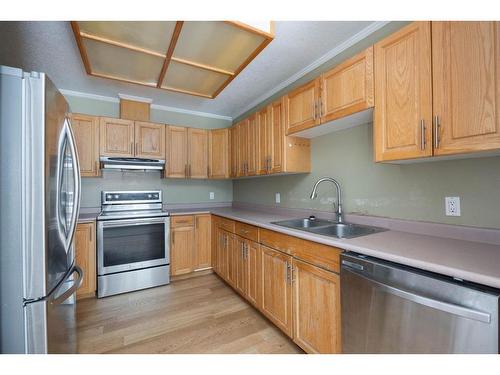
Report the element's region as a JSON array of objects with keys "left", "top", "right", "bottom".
[
  {"left": 64, "top": 117, "right": 81, "bottom": 253},
  {"left": 55, "top": 118, "right": 81, "bottom": 255},
  {"left": 51, "top": 265, "right": 83, "bottom": 306}
]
